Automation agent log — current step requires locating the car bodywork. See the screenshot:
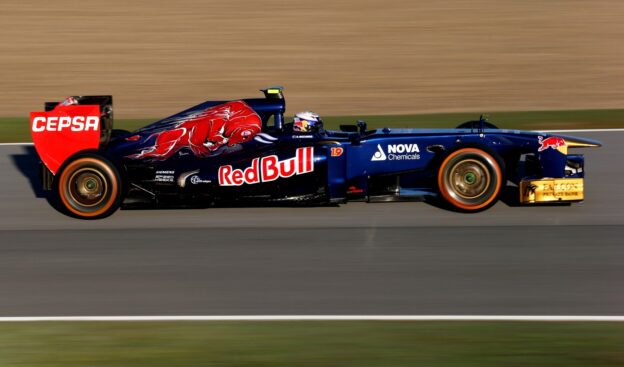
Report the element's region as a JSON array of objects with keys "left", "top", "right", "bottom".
[{"left": 30, "top": 88, "right": 601, "bottom": 218}]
